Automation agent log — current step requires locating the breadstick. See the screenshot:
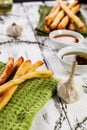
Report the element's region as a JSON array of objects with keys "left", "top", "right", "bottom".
[
  {"left": 56, "top": 0, "right": 86, "bottom": 31},
  {"left": 68, "top": 0, "right": 79, "bottom": 9},
  {"left": 0, "top": 70, "right": 53, "bottom": 95},
  {"left": 45, "top": 5, "right": 58, "bottom": 18},
  {"left": 45, "top": 5, "right": 61, "bottom": 26},
  {"left": 14, "top": 60, "right": 31, "bottom": 78},
  {"left": 68, "top": 22, "right": 76, "bottom": 31},
  {"left": 0, "top": 60, "right": 31, "bottom": 110},
  {"left": 45, "top": 1, "right": 69, "bottom": 26},
  {"left": 0, "top": 57, "right": 14, "bottom": 85},
  {"left": 27, "top": 61, "right": 43, "bottom": 73},
  {"left": 10, "top": 56, "right": 24, "bottom": 77},
  {"left": 0, "top": 60, "right": 43, "bottom": 110},
  {"left": 68, "top": 4, "right": 81, "bottom": 31},
  {"left": 58, "top": 4, "right": 80, "bottom": 29},
  {"left": 13, "top": 56, "right": 24, "bottom": 70},
  {"left": 51, "top": 1, "right": 80, "bottom": 30},
  {"left": 50, "top": 10, "right": 65, "bottom": 30},
  {"left": 58, "top": 16, "right": 69, "bottom": 29},
  {"left": 72, "top": 4, "right": 81, "bottom": 14},
  {"left": 44, "top": 25, "right": 51, "bottom": 34},
  {"left": 0, "top": 56, "right": 24, "bottom": 85}
]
